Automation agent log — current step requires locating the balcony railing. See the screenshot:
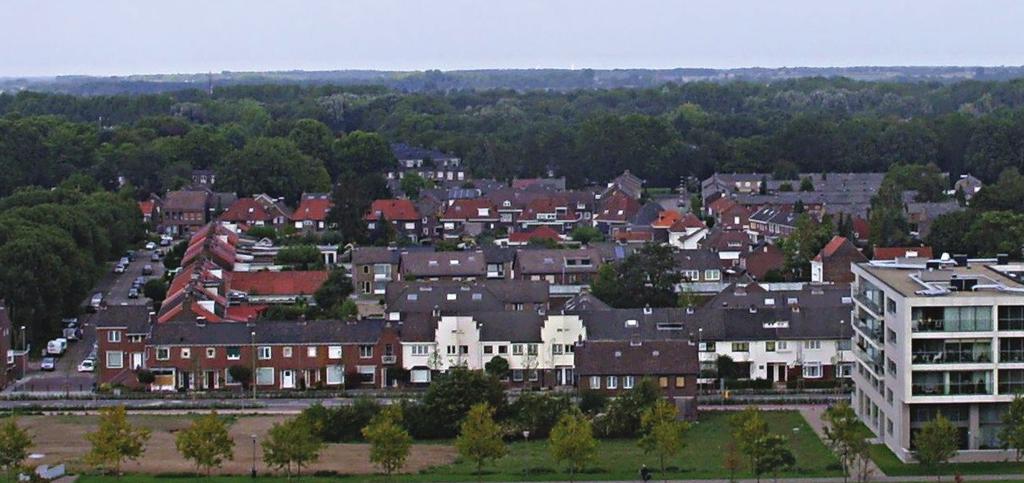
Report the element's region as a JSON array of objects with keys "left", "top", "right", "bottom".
[
  {"left": 381, "top": 355, "right": 397, "bottom": 364},
  {"left": 854, "top": 317, "right": 884, "bottom": 344},
  {"left": 854, "top": 293, "right": 883, "bottom": 315},
  {"left": 1001, "top": 351, "right": 1024, "bottom": 363},
  {"left": 912, "top": 381, "right": 993, "bottom": 396},
  {"left": 854, "top": 344, "right": 885, "bottom": 375},
  {"left": 912, "top": 350, "right": 992, "bottom": 364}
]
